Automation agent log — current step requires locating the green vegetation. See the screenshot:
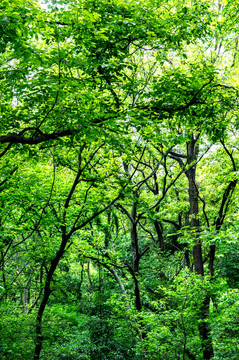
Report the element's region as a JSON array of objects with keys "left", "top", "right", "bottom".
[{"left": 1, "top": 0, "right": 239, "bottom": 359}]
